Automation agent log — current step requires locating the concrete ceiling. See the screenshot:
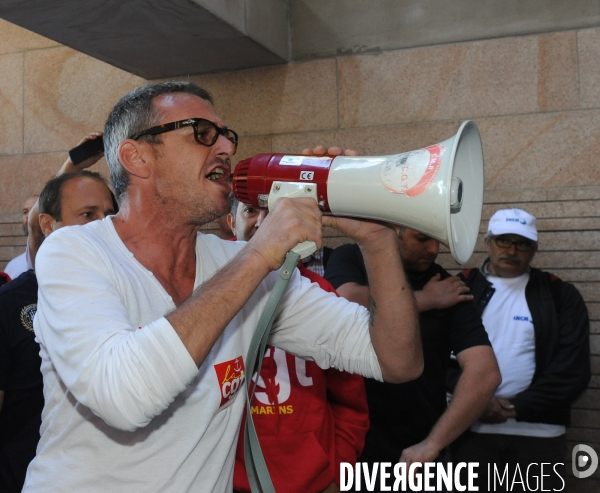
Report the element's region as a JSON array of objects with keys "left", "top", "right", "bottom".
[
  {"left": 291, "top": 0, "right": 600, "bottom": 60},
  {"left": 0, "top": 0, "right": 290, "bottom": 79}
]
